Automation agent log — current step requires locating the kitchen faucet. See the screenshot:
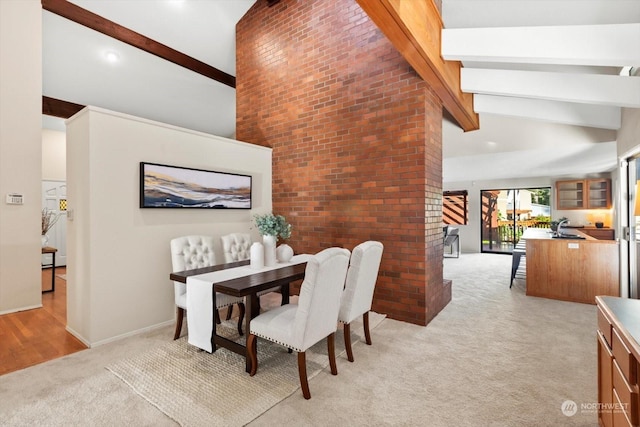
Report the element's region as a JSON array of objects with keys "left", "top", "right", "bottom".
[{"left": 556, "top": 219, "right": 569, "bottom": 236}]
